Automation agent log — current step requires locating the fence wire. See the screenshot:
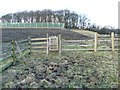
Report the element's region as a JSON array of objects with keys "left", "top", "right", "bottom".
[{"left": 0, "top": 23, "right": 64, "bottom": 28}]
